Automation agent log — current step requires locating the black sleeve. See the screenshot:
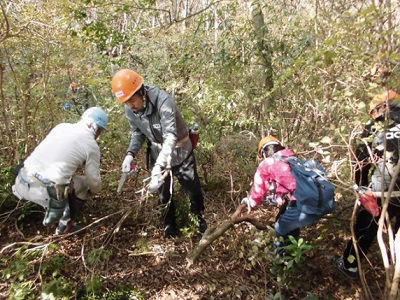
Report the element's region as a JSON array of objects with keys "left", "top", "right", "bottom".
[
  {"left": 354, "top": 144, "right": 371, "bottom": 186},
  {"left": 354, "top": 122, "right": 373, "bottom": 186}
]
